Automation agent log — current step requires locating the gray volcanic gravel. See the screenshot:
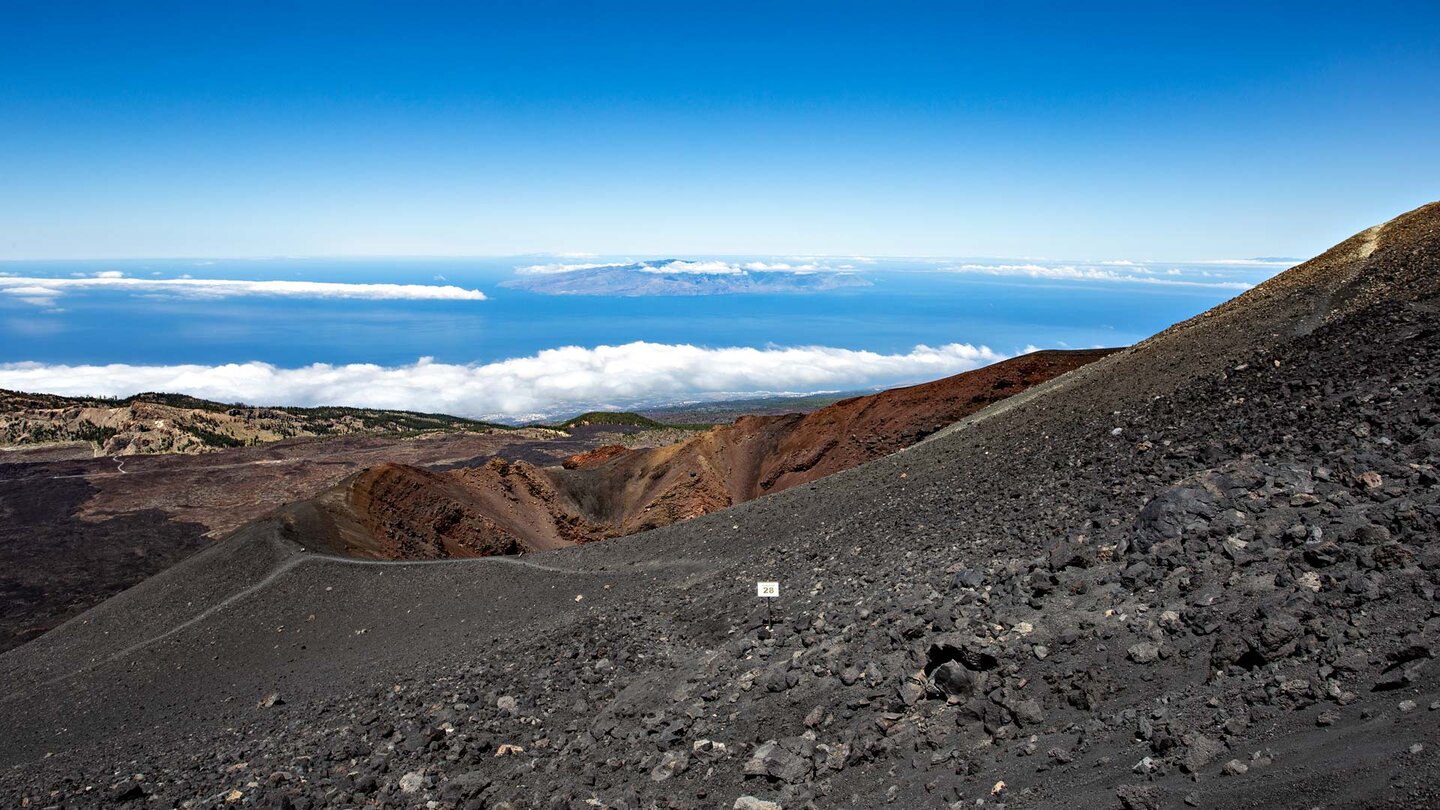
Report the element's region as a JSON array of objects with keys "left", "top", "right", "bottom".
[{"left": 1, "top": 203, "right": 1439, "bottom": 809}]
